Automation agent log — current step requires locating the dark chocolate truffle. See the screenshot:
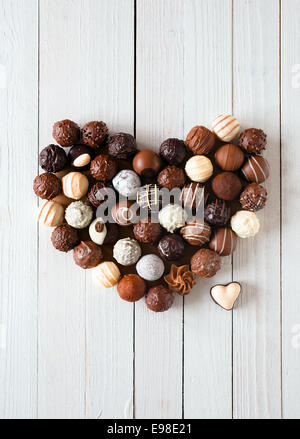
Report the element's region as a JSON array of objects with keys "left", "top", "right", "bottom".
[
  {"left": 209, "top": 228, "right": 237, "bottom": 256},
  {"left": 68, "top": 144, "right": 93, "bottom": 170},
  {"left": 108, "top": 133, "right": 137, "bottom": 159},
  {"left": 103, "top": 222, "right": 119, "bottom": 245},
  {"left": 137, "top": 184, "right": 161, "bottom": 212},
  {"left": 191, "top": 248, "right": 221, "bottom": 278},
  {"left": 238, "top": 128, "right": 267, "bottom": 154},
  {"left": 117, "top": 274, "right": 146, "bottom": 303},
  {"left": 90, "top": 154, "right": 118, "bottom": 181},
  {"left": 159, "top": 138, "right": 186, "bottom": 165},
  {"left": 215, "top": 144, "right": 245, "bottom": 171},
  {"left": 204, "top": 199, "right": 230, "bottom": 226},
  {"left": 52, "top": 119, "right": 80, "bottom": 147},
  {"left": 33, "top": 173, "right": 62, "bottom": 200},
  {"left": 157, "top": 165, "right": 185, "bottom": 190},
  {"left": 133, "top": 150, "right": 162, "bottom": 178},
  {"left": 212, "top": 172, "right": 242, "bottom": 201},
  {"left": 146, "top": 285, "right": 174, "bottom": 312},
  {"left": 73, "top": 241, "right": 103, "bottom": 269},
  {"left": 112, "top": 201, "right": 135, "bottom": 226},
  {"left": 133, "top": 218, "right": 162, "bottom": 244},
  {"left": 180, "top": 182, "right": 207, "bottom": 210},
  {"left": 239, "top": 183, "right": 267, "bottom": 212},
  {"left": 158, "top": 234, "right": 185, "bottom": 261},
  {"left": 81, "top": 121, "right": 108, "bottom": 148},
  {"left": 51, "top": 224, "right": 79, "bottom": 252},
  {"left": 241, "top": 155, "right": 270, "bottom": 184},
  {"left": 180, "top": 219, "right": 211, "bottom": 246},
  {"left": 88, "top": 182, "right": 114, "bottom": 208},
  {"left": 39, "top": 144, "right": 68, "bottom": 173},
  {"left": 185, "top": 125, "right": 215, "bottom": 155}
]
